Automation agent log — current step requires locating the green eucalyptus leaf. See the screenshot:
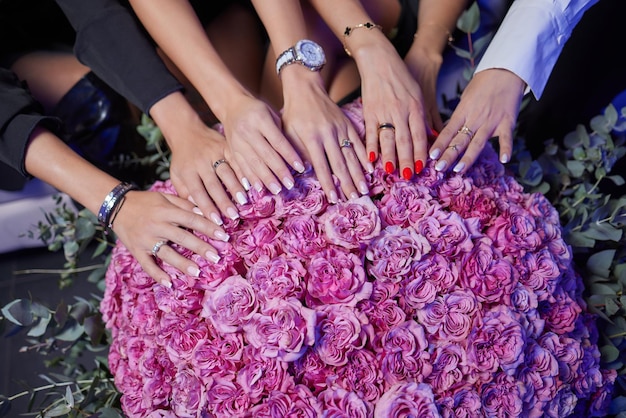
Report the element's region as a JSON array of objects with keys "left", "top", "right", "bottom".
[
  {"left": 27, "top": 314, "right": 52, "bottom": 337},
  {"left": 573, "top": 147, "right": 586, "bottom": 160},
  {"left": 456, "top": 1, "right": 480, "bottom": 33},
  {"left": 604, "top": 103, "right": 619, "bottom": 126},
  {"left": 83, "top": 314, "right": 105, "bottom": 346},
  {"left": 43, "top": 403, "right": 72, "bottom": 417},
  {"left": 583, "top": 223, "right": 622, "bottom": 242},
  {"left": 54, "top": 300, "right": 69, "bottom": 328},
  {"left": 97, "top": 407, "right": 124, "bottom": 418},
  {"left": 65, "top": 385, "right": 74, "bottom": 408},
  {"left": 1, "top": 299, "right": 33, "bottom": 326},
  {"left": 564, "top": 129, "right": 582, "bottom": 149},
  {"left": 75, "top": 217, "right": 96, "bottom": 241},
  {"left": 605, "top": 296, "right": 620, "bottom": 316},
  {"left": 590, "top": 114, "right": 611, "bottom": 135},
  {"left": 565, "top": 230, "right": 596, "bottom": 248},
  {"left": 55, "top": 319, "right": 85, "bottom": 342},
  {"left": 607, "top": 175, "right": 625, "bottom": 186},
  {"left": 93, "top": 239, "right": 109, "bottom": 258},
  {"left": 566, "top": 160, "right": 586, "bottom": 177},
  {"left": 589, "top": 283, "right": 617, "bottom": 296},
  {"left": 587, "top": 249, "right": 616, "bottom": 277},
  {"left": 600, "top": 343, "right": 620, "bottom": 363}
]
